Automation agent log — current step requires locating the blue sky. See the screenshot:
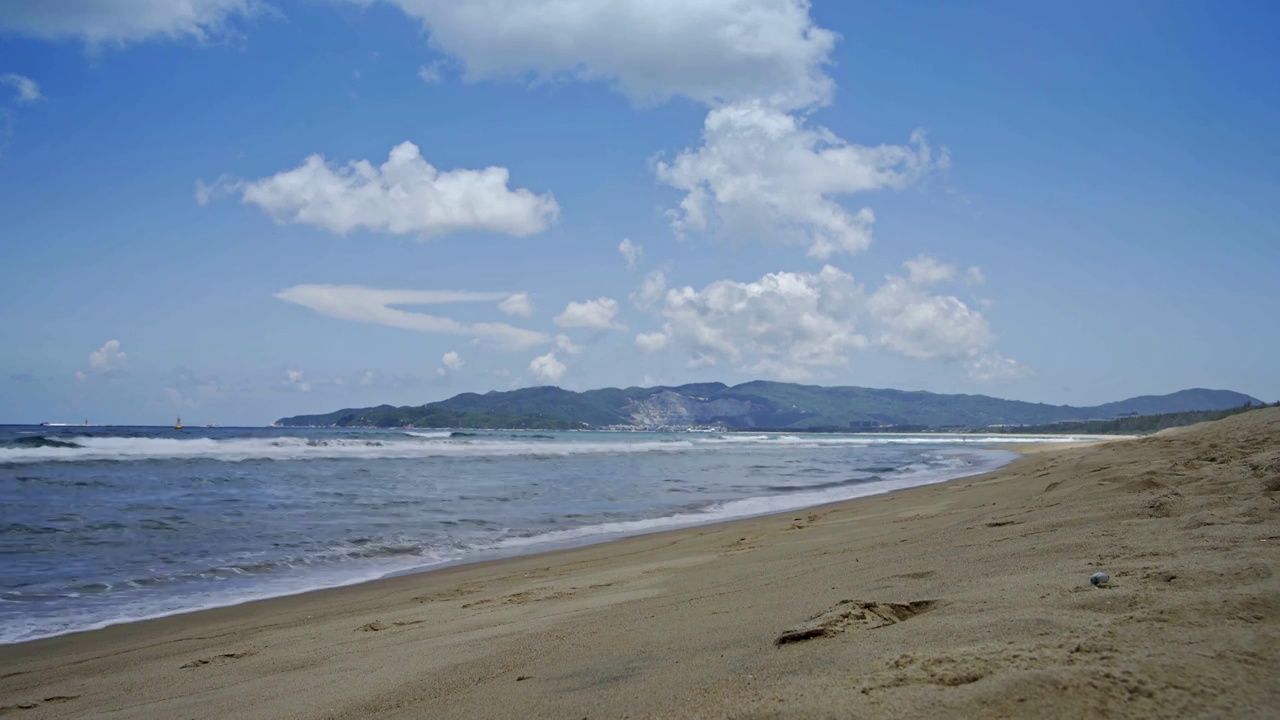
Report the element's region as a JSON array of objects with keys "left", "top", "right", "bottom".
[{"left": 1, "top": 0, "right": 1276, "bottom": 425}]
